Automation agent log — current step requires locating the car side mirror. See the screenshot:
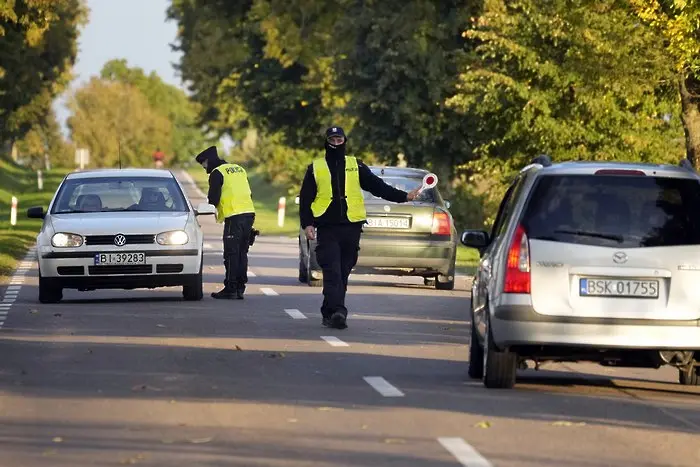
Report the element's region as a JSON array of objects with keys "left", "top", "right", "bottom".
[
  {"left": 461, "top": 230, "right": 489, "bottom": 249},
  {"left": 195, "top": 203, "right": 216, "bottom": 216},
  {"left": 27, "top": 206, "right": 45, "bottom": 219},
  {"left": 444, "top": 200, "right": 451, "bottom": 209}
]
